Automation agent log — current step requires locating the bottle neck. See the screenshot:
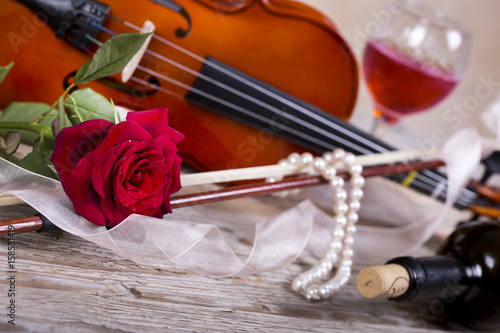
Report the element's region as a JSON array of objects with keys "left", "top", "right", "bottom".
[{"left": 387, "top": 255, "right": 480, "bottom": 302}]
